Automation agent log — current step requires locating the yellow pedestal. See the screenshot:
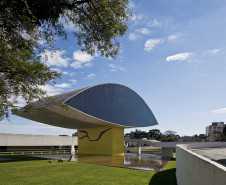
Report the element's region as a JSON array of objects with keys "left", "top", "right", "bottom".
[{"left": 78, "top": 126, "right": 124, "bottom": 155}]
